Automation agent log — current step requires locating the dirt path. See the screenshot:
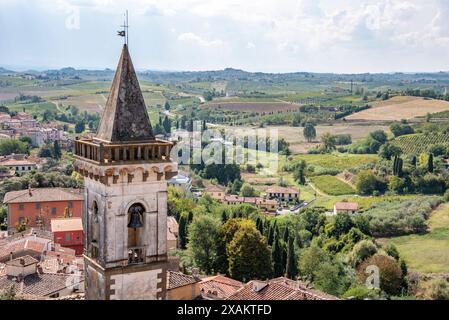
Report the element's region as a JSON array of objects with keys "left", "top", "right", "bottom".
[{"left": 307, "top": 181, "right": 329, "bottom": 197}]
